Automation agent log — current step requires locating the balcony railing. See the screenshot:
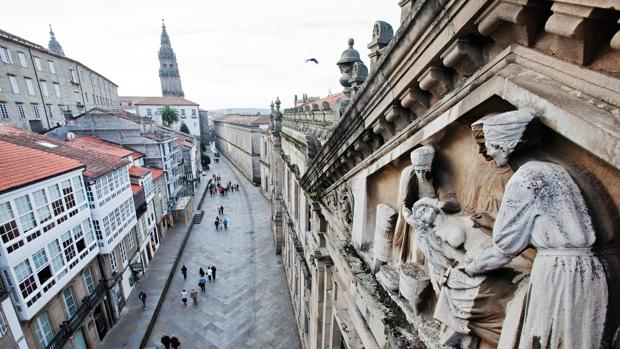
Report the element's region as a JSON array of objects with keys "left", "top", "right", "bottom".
[{"left": 46, "top": 282, "right": 107, "bottom": 349}]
